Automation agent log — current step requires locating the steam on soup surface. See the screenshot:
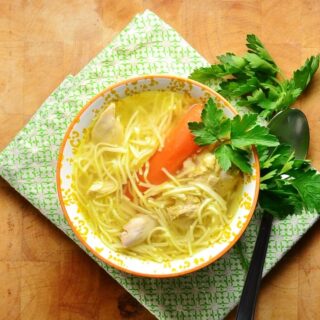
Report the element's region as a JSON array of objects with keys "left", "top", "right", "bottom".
[{"left": 71, "top": 91, "right": 243, "bottom": 261}]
